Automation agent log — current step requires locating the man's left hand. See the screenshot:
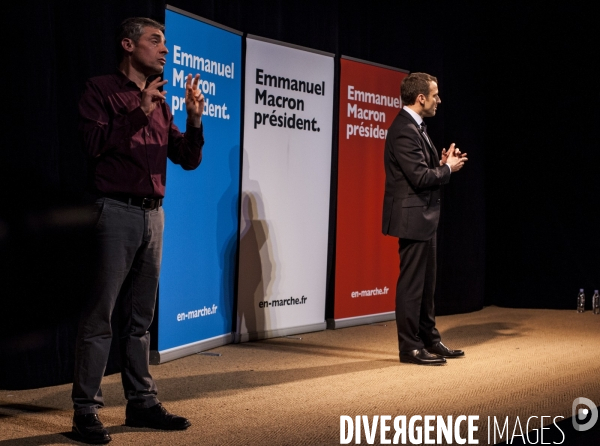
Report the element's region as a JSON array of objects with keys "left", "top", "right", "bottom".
[
  {"left": 185, "top": 73, "right": 204, "bottom": 128},
  {"left": 441, "top": 147, "right": 467, "bottom": 166}
]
